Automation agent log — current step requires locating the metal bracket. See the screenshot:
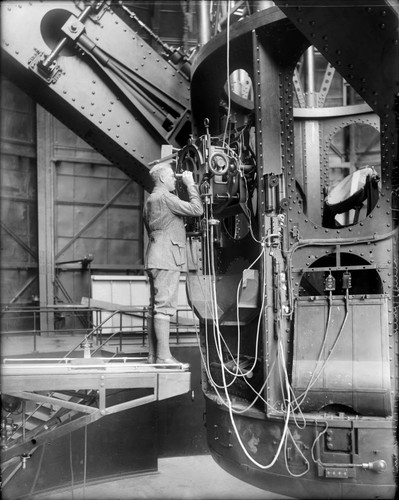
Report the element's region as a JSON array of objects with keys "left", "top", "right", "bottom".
[
  {"left": 290, "top": 223, "right": 299, "bottom": 240},
  {"left": 28, "top": 49, "right": 62, "bottom": 84},
  {"left": 213, "top": 424, "right": 233, "bottom": 448},
  {"left": 61, "top": 15, "right": 86, "bottom": 41}
]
